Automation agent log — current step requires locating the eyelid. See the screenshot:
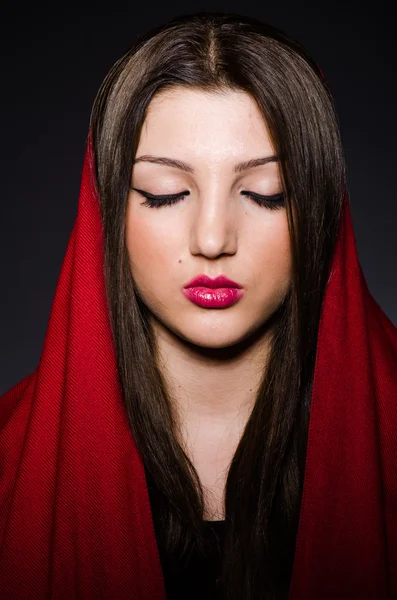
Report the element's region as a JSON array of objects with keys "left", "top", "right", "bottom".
[
  {"left": 131, "top": 187, "right": 282, "bottom": 200},
  {"left": 131, "top": 187, "right": 188, "bottom": 199}
]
